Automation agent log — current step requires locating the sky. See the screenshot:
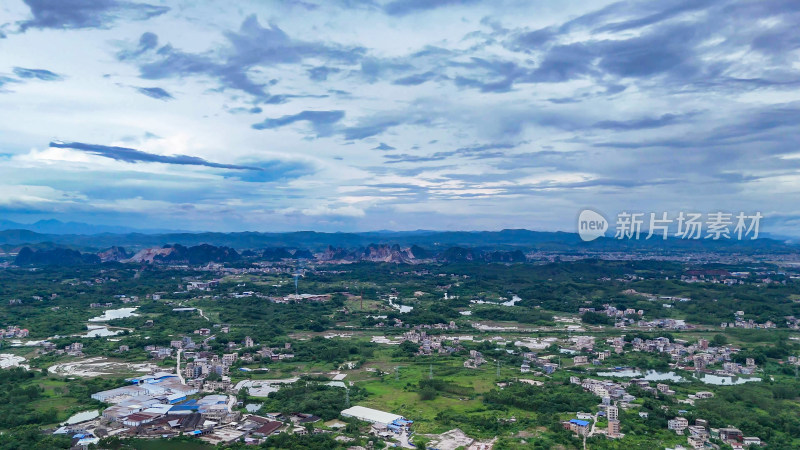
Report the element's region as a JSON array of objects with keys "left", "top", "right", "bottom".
[{"left": 1, "top": 0, "right": 799, "bottom": 234}]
